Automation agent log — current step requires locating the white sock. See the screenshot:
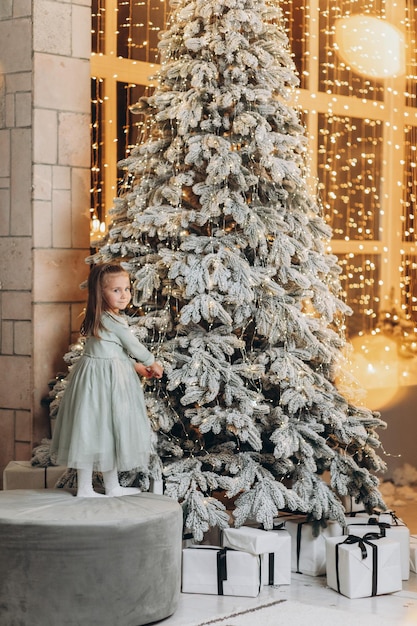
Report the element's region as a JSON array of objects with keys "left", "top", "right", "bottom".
[
  {"left": 103, "top": 468, "right": 141, "bottom": 497},
  {"left": 76, "top": 467, "right": 105, "bottom": 497}
]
